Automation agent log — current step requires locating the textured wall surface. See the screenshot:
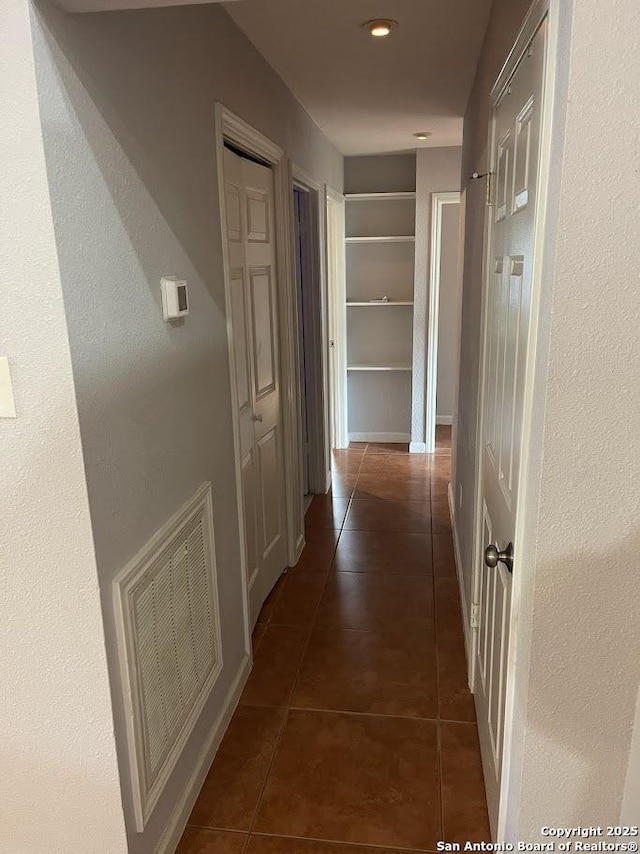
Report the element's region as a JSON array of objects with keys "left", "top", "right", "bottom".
[
  {"left": 411, "top": 147, "right": 462, "bottom": 446},
  {"left": 452, "top": 0, "right": 532, "bottom": 624},
  {"left": 0, "top": 1, "right": 128, "bottom": 850},
  {"left": 507, "top": 0, "right": 640, "bottom": 835},
  {"left": 30, "top": 3, "right": 342, "bottom": 852}
]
